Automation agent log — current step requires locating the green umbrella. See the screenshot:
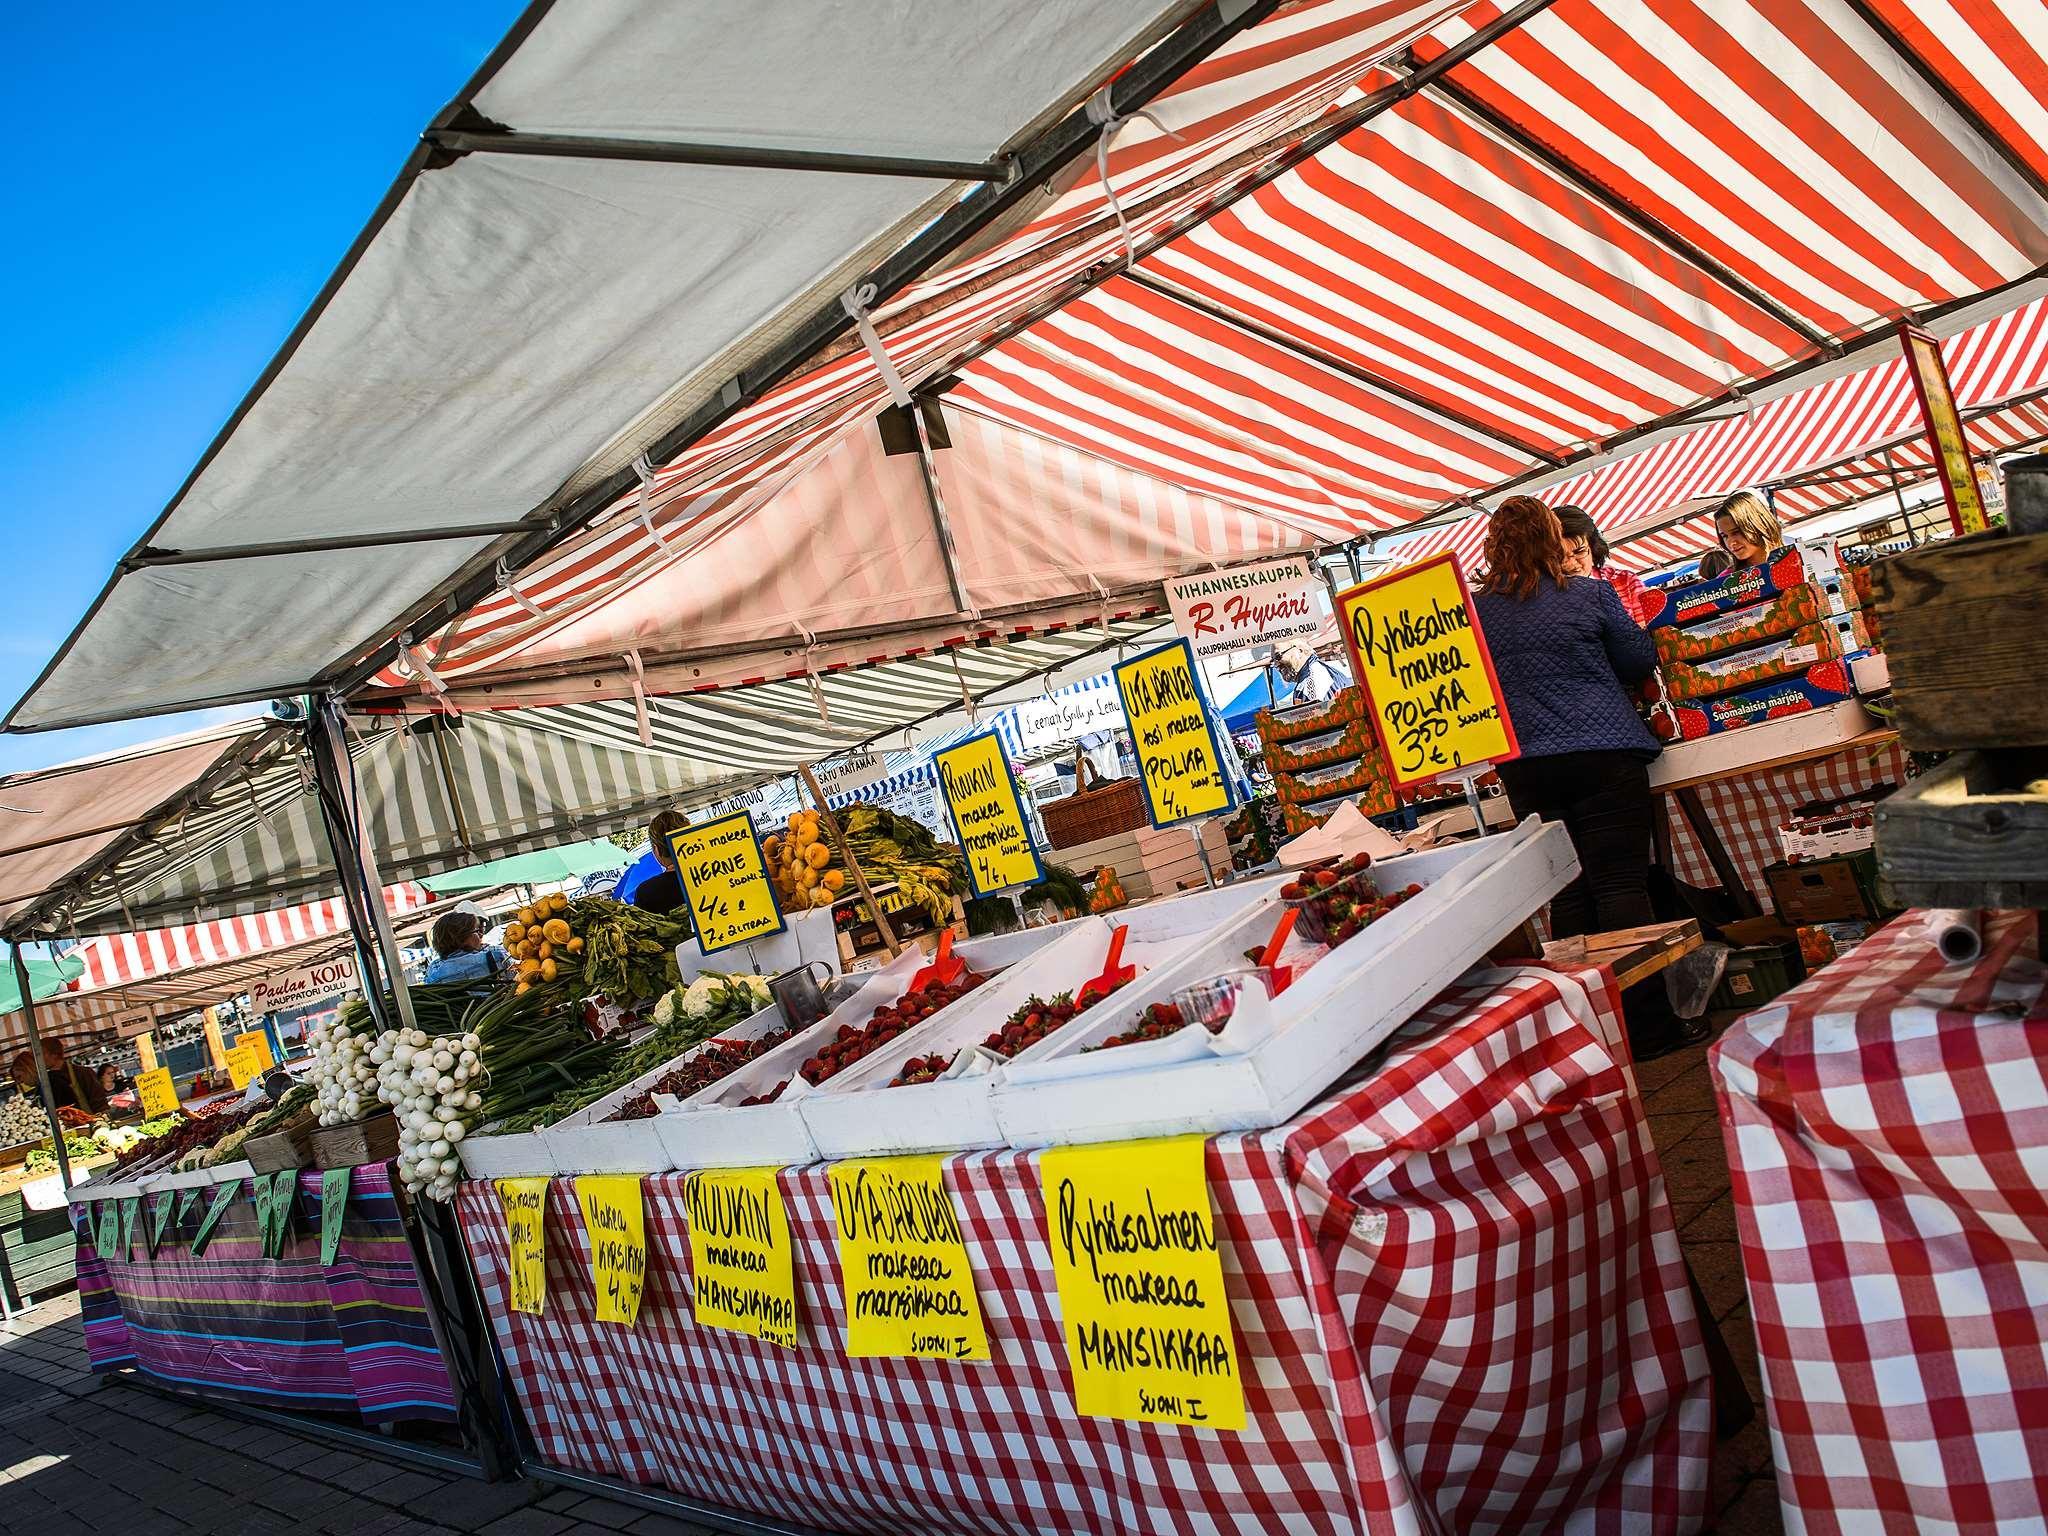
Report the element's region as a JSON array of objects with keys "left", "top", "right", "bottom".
[
  {"left": 421, "top": 838, "right": 630, "bottom": 895},
  {"left": 0, "top": 946, "right": 83, "bottom": 1015}
]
